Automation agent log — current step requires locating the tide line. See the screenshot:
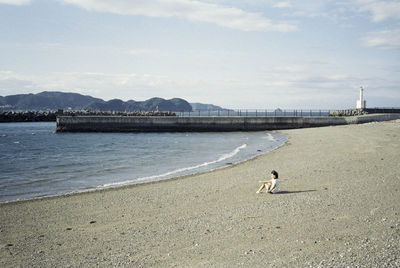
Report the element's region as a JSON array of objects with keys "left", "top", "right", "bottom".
[{"left": 101, "top": 144, "right": 247, "bottom": 188}]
